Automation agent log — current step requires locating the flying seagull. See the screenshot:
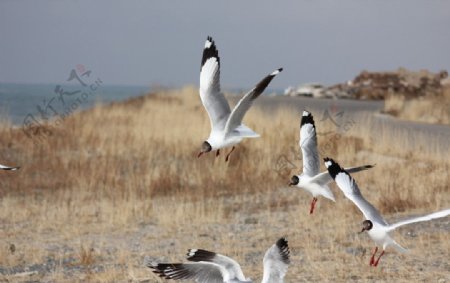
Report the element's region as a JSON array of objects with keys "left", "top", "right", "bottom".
[
  {"left": 324, "top": 157, "right": 450, "bottom": 267},
  {"left": 288, "top": 110, "right": 374, "bottom": 214},
  {"left": 146, "top": 237, "right": 290, "bottom": 283},
  {"left": 197, "top": 36, "right": 282, "bottom": 162},
  {"left": 0, "top": 163, "right": 20, "bottom": 170}
]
